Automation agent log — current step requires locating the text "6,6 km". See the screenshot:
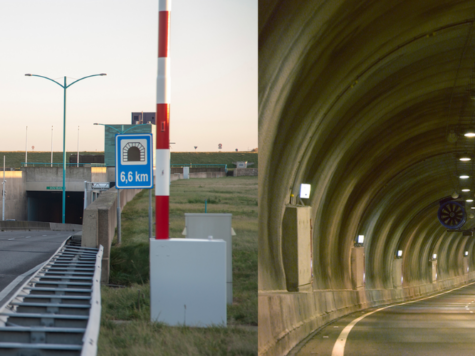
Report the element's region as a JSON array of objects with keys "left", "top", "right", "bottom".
[{"left": 120, "top": 171, "right": 149, "bottom": 183}]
